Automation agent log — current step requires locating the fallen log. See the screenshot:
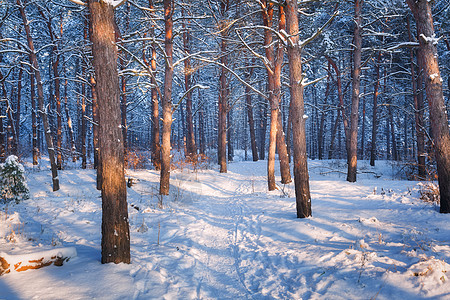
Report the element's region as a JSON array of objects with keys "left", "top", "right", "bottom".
[{"left": 0, "top": 247, "right": 77, "bottom": 275}]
